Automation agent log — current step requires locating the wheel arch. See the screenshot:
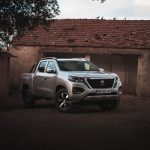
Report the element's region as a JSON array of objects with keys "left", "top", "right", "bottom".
[
  {"left": 56, "top": 85, "right": 66, "bottom": 93},
  {"left": 22, "top": 84, "right": 29, "bottom": 93}
]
